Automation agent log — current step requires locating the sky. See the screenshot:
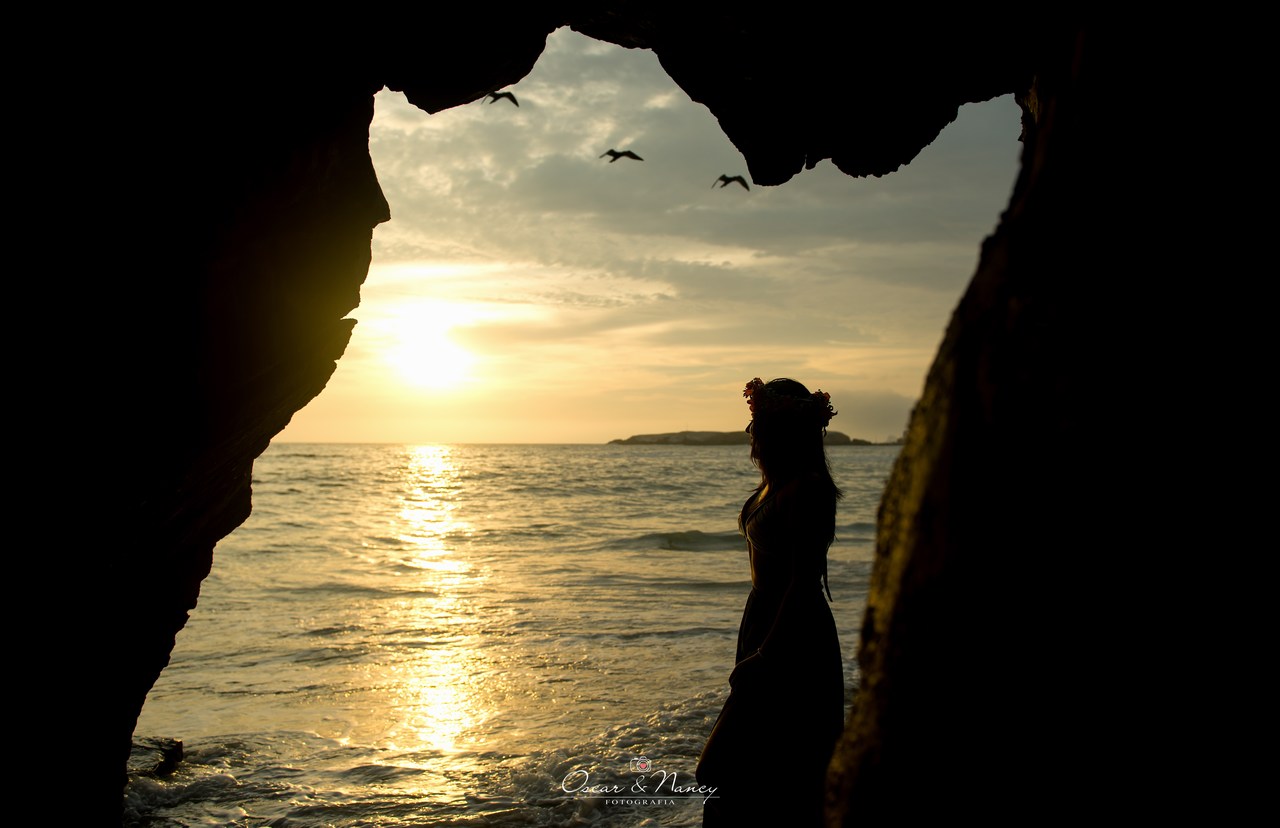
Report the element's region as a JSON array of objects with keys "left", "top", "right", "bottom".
[{"left": 277, "top": 28, "right": 1023, "bottom": 445}]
